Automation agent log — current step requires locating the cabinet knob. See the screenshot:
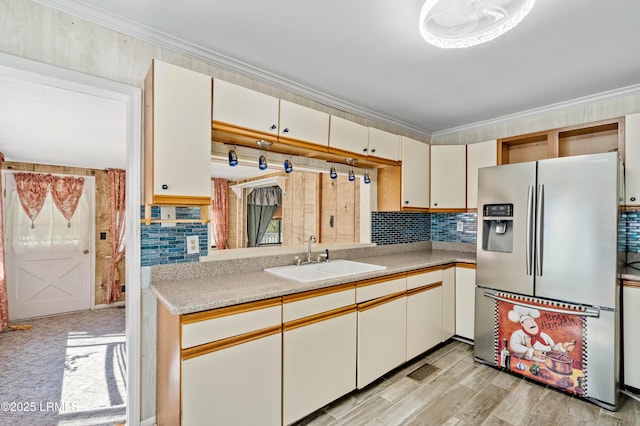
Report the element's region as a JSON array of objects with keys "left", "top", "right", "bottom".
[
  {"left": 283, "top": 128, "right": 289, "bottom": 133},
  {"left": 371, "top": 148, "right": 376, "bottom": 153},
  {"left": 404, "top": 200, "right": 409, "bottom": 204},
  {"left": 270, "top": 124, "right": 277, "bottom": 130},
  {"left": 434, "top": 202, "right": 438, "bottom": 206},
  {"left": 363, "top": 147, "right": 368, "bottom": 152},
  {"left": 161, "top": 184, "right": 168, "bottom": 190},
  {"left": 631, "top": 197, "right": 637, "bottom": 202}
]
